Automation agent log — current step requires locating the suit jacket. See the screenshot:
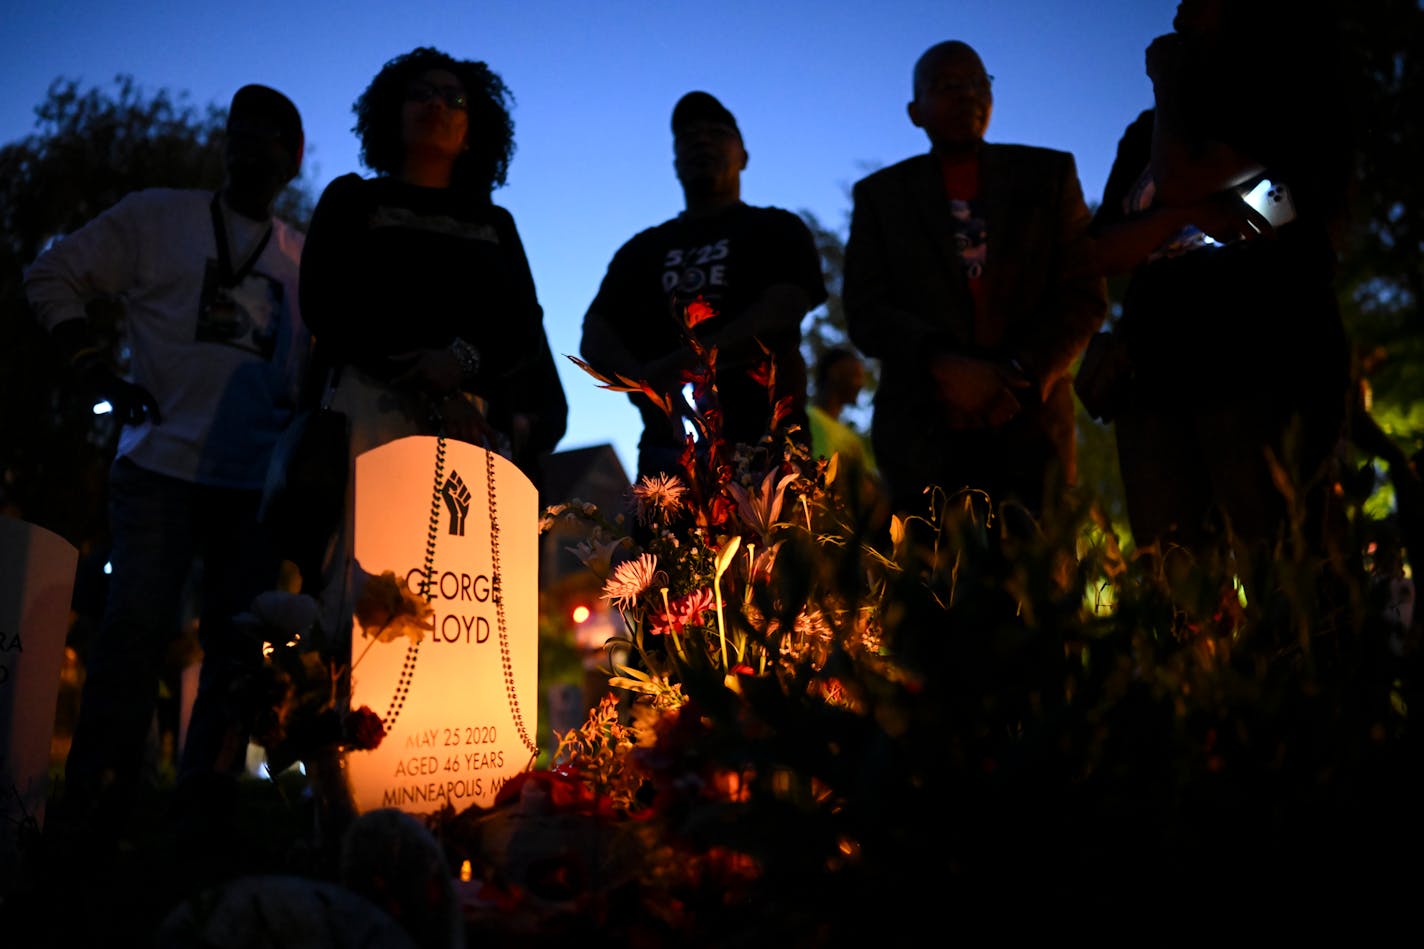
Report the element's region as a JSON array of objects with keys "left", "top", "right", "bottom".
[{"left": 844, "top": 145, "right": 1106, "bottom": 498}]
